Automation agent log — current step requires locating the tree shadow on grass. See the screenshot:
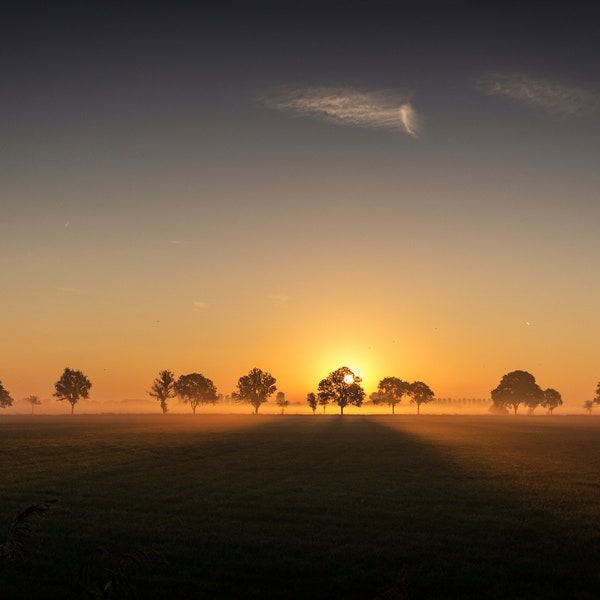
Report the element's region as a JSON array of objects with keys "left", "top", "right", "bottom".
[{"left": 3, "top": 415, "right": 600, "bottom": 598}]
